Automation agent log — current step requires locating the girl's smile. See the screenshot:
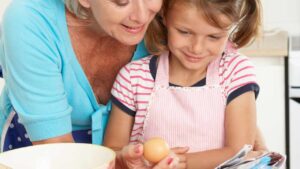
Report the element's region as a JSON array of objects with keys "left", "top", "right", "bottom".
[{"left": 182, "top": 51, "right": 205, "bottom": 63}]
